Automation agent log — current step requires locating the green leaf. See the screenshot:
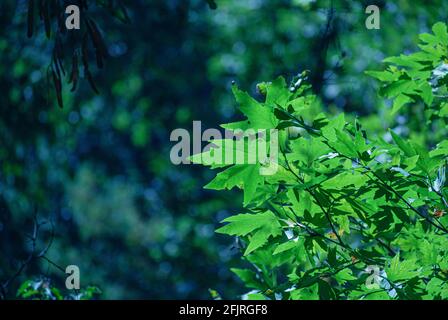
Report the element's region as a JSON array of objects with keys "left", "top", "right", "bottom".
[
  {"left": 217, "top": 211, "right": 282, "bottom": 255},
  {"left": 383, "top": 55, "right": 422, "bottom": 69},
  {"left": 328, "top": 129, "right": 358, "bottom": 158},
  {"left": 391, "top": 94, "right": 413, "bottom": 115},
  {"left": 419, "top": 33, "right": 438, "bottom": 46},
  {"left": 390, "top": 130, "right": 416, "bottom": 157},
  {"left": 321, "top": 113, "right": 345, "bottom": 141},
  {"left": 232, "top": 85, "right": 278, "bottom": 130},
  {"left": 246, "top": 292, "right": 268, "bottom": 300},
  {"left": 231, "top": 268, "right": 261, "bottom": 289},
  {"left": 439, "top": 102, "right": 448, "bottom": 117},
  {"left": 205, "top": 164, "right": 264, "bottom": 206},
  {"left": 379, "top": 80, "right": 417, "bottom": 99},
  {"left": 16, "top": 280, "right": 32, "bottom": 297},
  {"left": 432, "top": 22, "right": 448, "bottom": 46},
  {"left": 265, "top": 76, "right": 290, "bottom": 106},
  {"left": 386, "top": 253, "right": 419, "bottom": 282},
  {"left": 273, "top": 240, "right": 298, "bottom": 255},
  {"left": 334, "top": 268, "right": 357, "bottom": 285},
  {"left": 288, "top": 137, "right": 329, "bottom": 166},
  {"left": 290, "top": 284, "right": 319, "bottom": 300},
  {"left": 365, "top": 70, "right": 400, "bottom": 82},
  {"left": 419, "top": 82, "right": 434, "bottom": 106}
]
